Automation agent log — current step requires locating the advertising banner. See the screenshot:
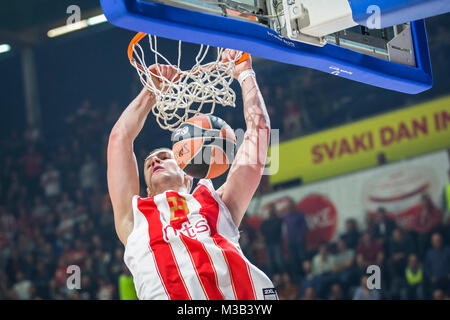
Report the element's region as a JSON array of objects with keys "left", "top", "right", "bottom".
[
  {"left": 269, "top": 96, "right": 450, "bottom": 185},
  {"left": 251, "top": 151, "right": 450, "bottom": 250}
]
